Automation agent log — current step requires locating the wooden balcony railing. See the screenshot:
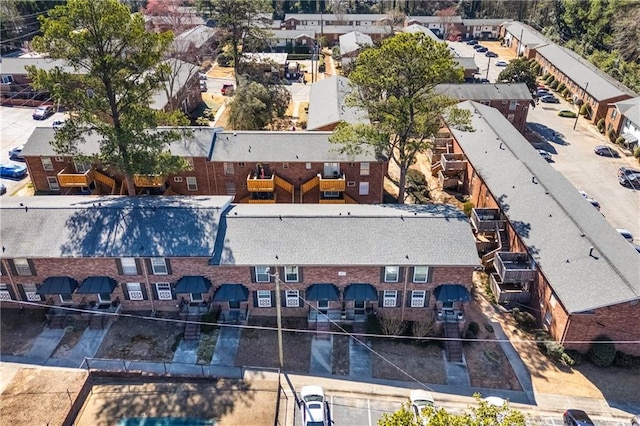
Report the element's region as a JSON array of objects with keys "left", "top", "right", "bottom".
[
  {"left": 57, "top": 167, "right": 94, "bottom": 187},
  {"left": 247, "top": 173, "right": 275, "bottom": 192},
  {"left": 133, "top": 174, "right": 165, "bottom": 188},
  {"left": 490, "top": 273, "right": 532, "bottom": 304},
  {"left": 495, "top": 252, "right": 537, "bottom": 283},
  {"left": 319, "top": 174, "right": 346, "bottom": 192},
  {"left": 441, "top": 153, "right": 468, "bottom": 172},
  {"left": 471, "top": 208, "right": 505, "bottom": 233}
]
